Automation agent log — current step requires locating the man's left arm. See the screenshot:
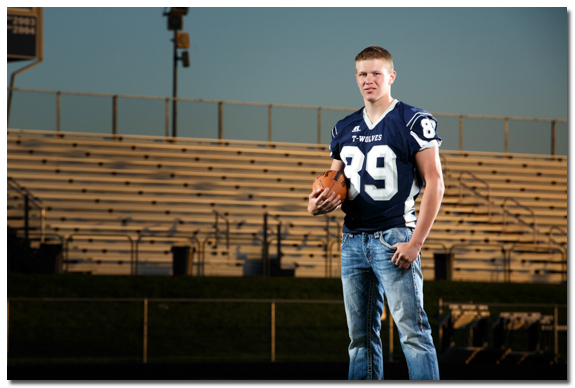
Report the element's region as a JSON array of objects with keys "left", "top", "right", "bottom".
[{"left": 391, "top": 146, "right": 445, "bottom": 269}]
